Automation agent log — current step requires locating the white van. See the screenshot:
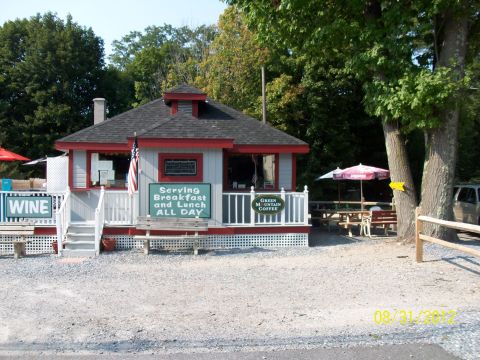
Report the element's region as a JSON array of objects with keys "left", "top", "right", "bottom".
[{"left": 453, "top": 184, "right": 480, "bottom": 225}]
